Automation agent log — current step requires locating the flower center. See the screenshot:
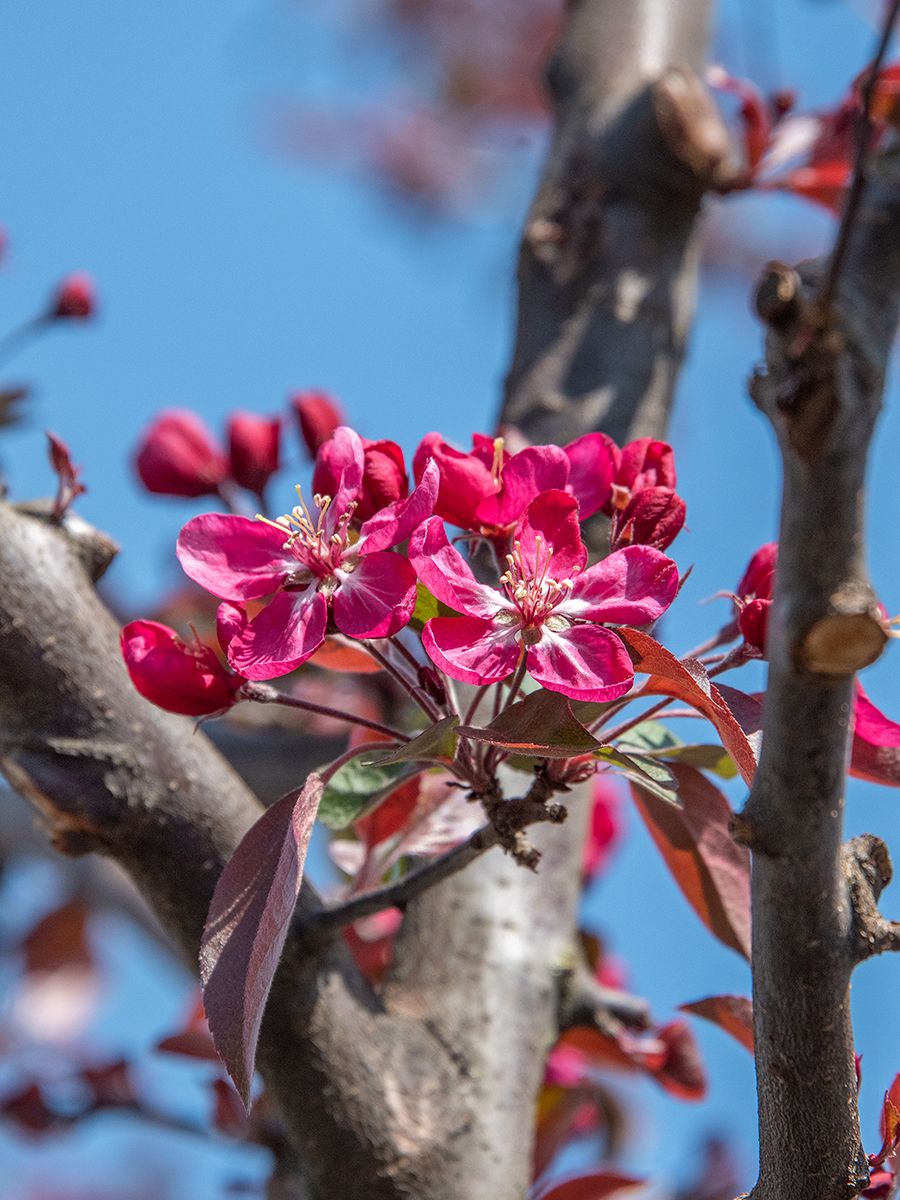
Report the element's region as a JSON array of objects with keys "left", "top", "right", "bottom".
[
  {"left": 258, "top": 485, "right": 356, "bottom": 578},
  {"left": 498, "top": 534, "right": 576, "bottom": 632}
]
